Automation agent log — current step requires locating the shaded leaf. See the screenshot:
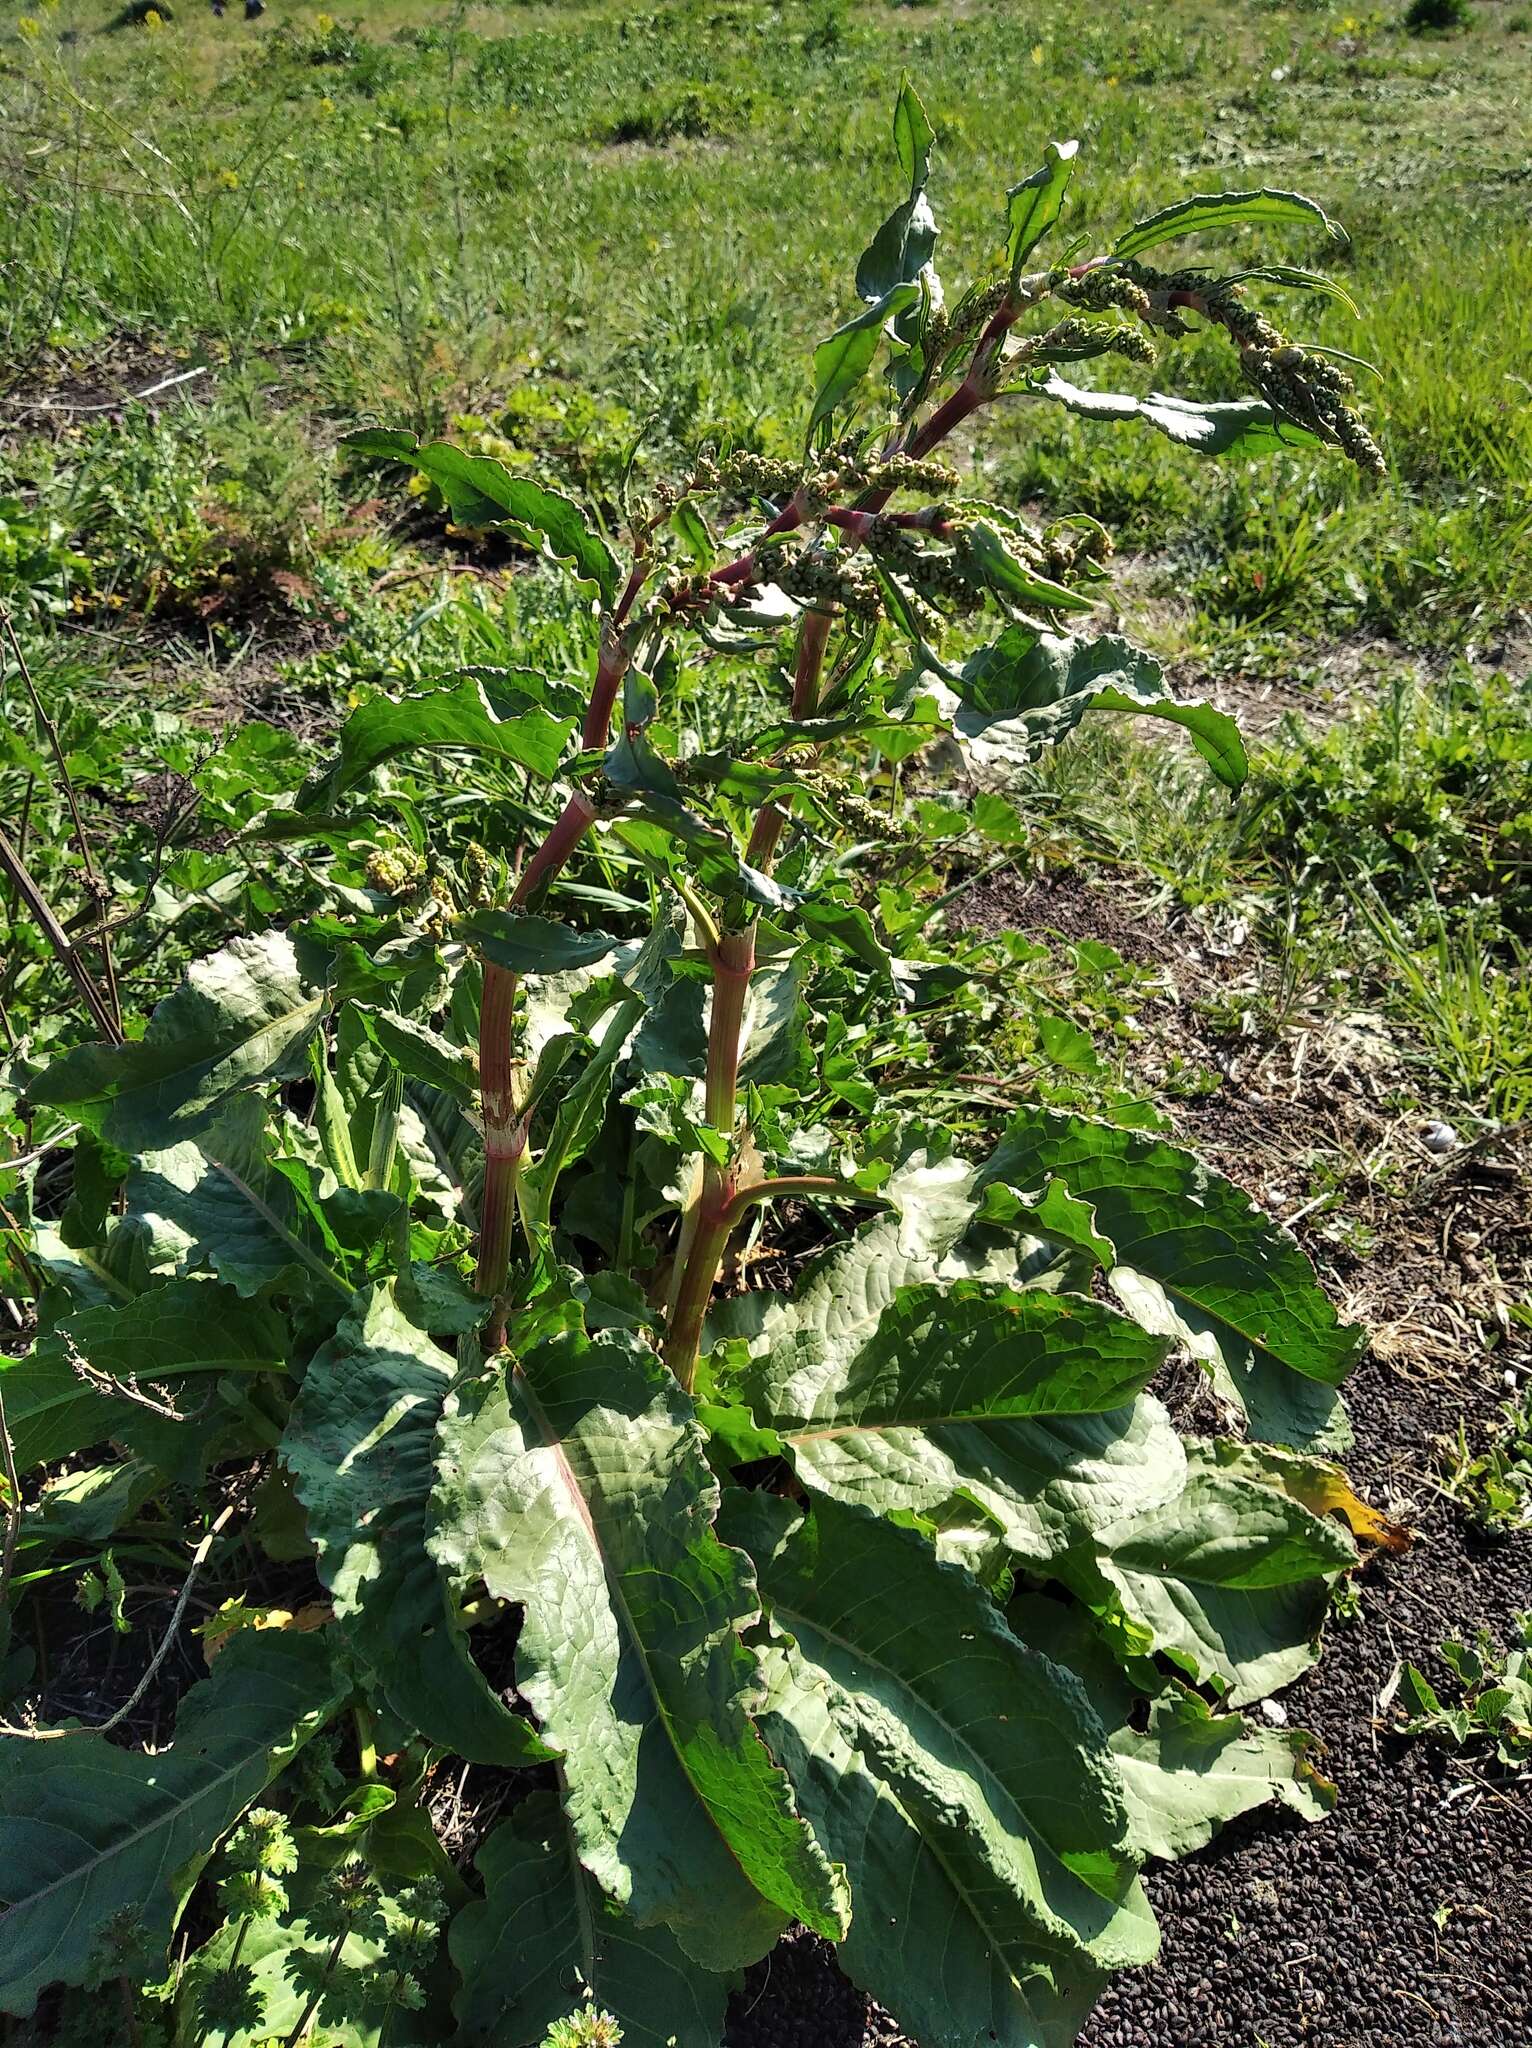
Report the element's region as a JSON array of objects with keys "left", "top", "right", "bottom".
[
  {"left": 0, "top": 1632, "right": 344, "bottom": 2017},
  {"left": 729, "top": 1491, "right": 1155, "bottom": 1972},
  {"left": 460, "top": 911, "right": 618, "bottom": 976},
  {"left": 297, "top": 674, "right": 574, "bottom": 809},
  {"left": 451, "top": 1793, "right": 728, "bottom": 2048},
  {"left": 1061, "top": 1447, "right": 1356, "bottom": 1704},
  {"left": 979, "top": 1105, "right": 1363, "bottom": 1449},
  {"left": 0, "top": 1277, "right": 287, "bottom": 1472}
]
